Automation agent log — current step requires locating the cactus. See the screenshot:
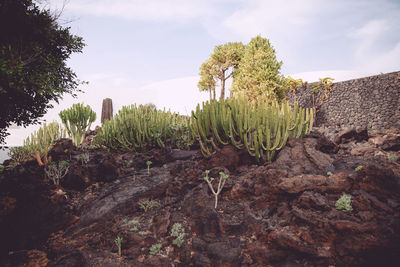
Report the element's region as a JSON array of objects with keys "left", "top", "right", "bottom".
[
  {"left": 190, "top": 97, "right": 313, "bottom": 162},
  {"left": 22, "top": 121, "right": 67, "bottom": 165},
  {"left": 59, "top": 103, "right": 97, "bottom": 147},
  {"left": 93, "top": 104, "right": 193, "bottom": 151},
  {"left": 101, "top": 98, "right": 113, "bottom": 123}
]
